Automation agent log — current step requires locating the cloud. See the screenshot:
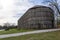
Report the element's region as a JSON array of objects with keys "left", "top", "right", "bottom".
[
  {"left": 0, "top": 0, "right": 15, "bottom": 25},
  {"left": 1, "top": 0, "right": 59, "bottom": 25},
  {"left": 13, "top": 0, "right": 44, "bottom": 18},
  {"left": 12, "top": 0, "right": 35, "bottom": 20},
  {"left": 0, "top": 0, "right": 34, "bottom": 25}
]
